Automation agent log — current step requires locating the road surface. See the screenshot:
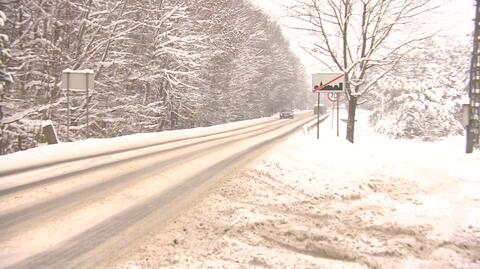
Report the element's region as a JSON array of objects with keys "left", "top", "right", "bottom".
[{"left": 0, "top": 113, "right": 316, "bottom": 268}]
